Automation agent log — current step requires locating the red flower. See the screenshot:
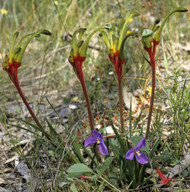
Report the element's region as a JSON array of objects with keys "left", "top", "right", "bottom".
[
  {"left": 69, "top": 55, "right": 85, "bottom": 81},
  {"left": 4, "top": 59, "right": 21, "bottom": 84},
  {"left": 156, "top": 168, "right": 174, "bottom": 185},
  {"left": 108, "top": 51, "right": 125, "bottom": 81},
  {"left": 80, "top": 175, "right": 91, "bottom": 179}
]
